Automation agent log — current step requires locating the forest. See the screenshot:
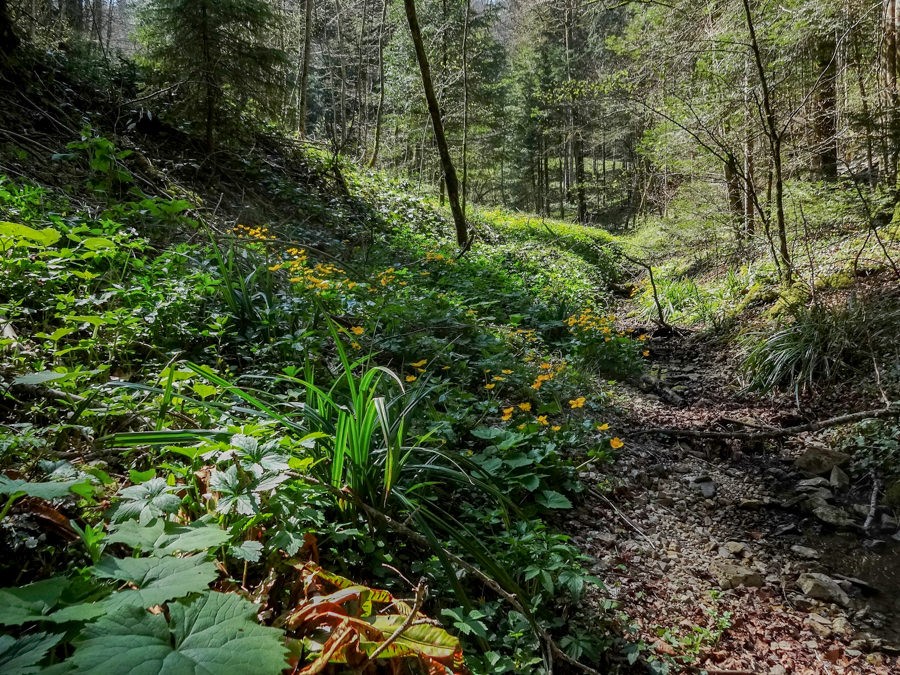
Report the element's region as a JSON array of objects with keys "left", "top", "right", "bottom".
[{"left": 0, "top": 0, "right": 898, "bottom": 673}]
